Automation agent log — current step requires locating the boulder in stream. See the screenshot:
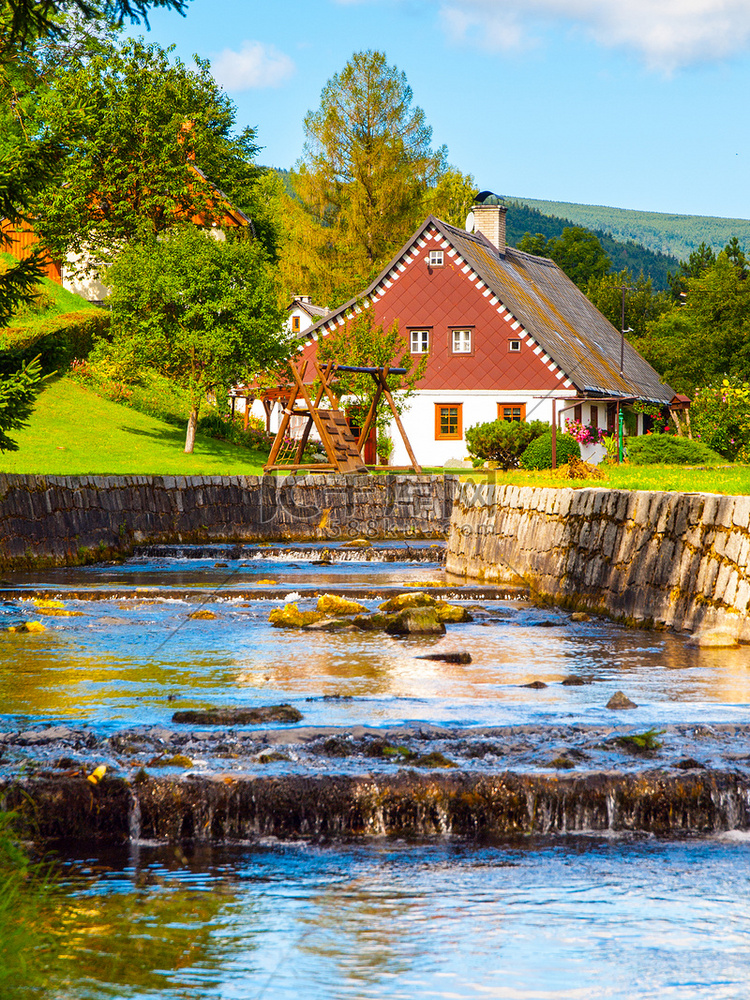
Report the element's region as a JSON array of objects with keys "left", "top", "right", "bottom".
[
  {"left": 688, "top": 629, "right": 739, "bottom": 649},
  {"left": 268, "top": 603, "right": 325, "bottom": 628},
  {"left": 606, "top": 690, "right": 638, "bottom": 710},
  {"left": 416, "top": 652, "right": 472, "bottom": 664},
  {"left": 172, "top": 704, "right": 303, "bottom": 725},
  {"left": 385, "top": 607, "right": 446, "bottom": 636},
  {"left": 316, "top": 594, "right": 368, "bottom": 615}
]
